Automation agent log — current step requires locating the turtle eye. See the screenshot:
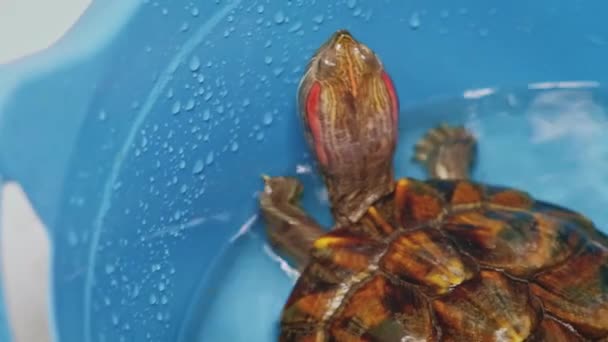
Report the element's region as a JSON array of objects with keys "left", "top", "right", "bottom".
[
  {"left": 304, "top": 81, "right": 329, "bottom": 166},
  {"left": 380, "top": 71, "right": 399, "bottom": 126}
]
